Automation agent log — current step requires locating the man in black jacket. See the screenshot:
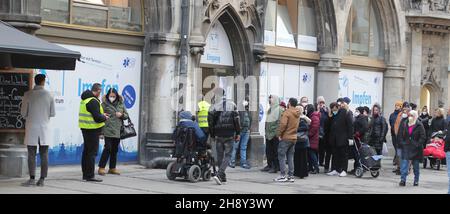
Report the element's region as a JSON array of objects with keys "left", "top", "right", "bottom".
[
  {"left": 327, "top": 97, "right": 354, "bottom": 177},
  {"left": 209, "top": 88, "right": 241, "bottom": 185},
  {"left": 79, "top": 83, "right": 109, "bottom": 182}
]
